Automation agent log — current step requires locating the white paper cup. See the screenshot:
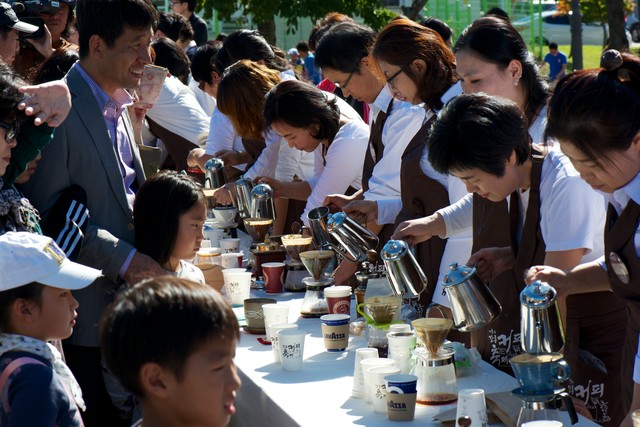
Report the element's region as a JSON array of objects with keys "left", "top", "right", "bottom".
[
  {"left": 269, "top": 323, "right": 298, "bottom": 364},
  {"left": 278, "top": 329, "right": 306, "bottom": 371},
  {"left": 368, "top": 366, "right": 401, "bottom": 413},
  {"left": 221, "top": 252, "right": 243, "bottom": 269},
  {"left": 352, "top": 348, "right": 379, "bottom": 398},
  {"left": 222, "top": 271, "right": 251, "bottom": 306},
  {"left": 262, "top": 303, "right": 290, "bottom": 343},
  {"left": 386, "top": 331, "right": 417, "bottom": 374},
  {"left": 361, "top": 358, "right": 396, "bottom": 404},
  {"left": 220, "top": 238, "right": 241, "bottom": 253},
  {"left": 456, "top": 389, "right": 488, "bottom": 427},
  {"left": 521, "top": 422, "right": 563, "bottom": 427}
]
